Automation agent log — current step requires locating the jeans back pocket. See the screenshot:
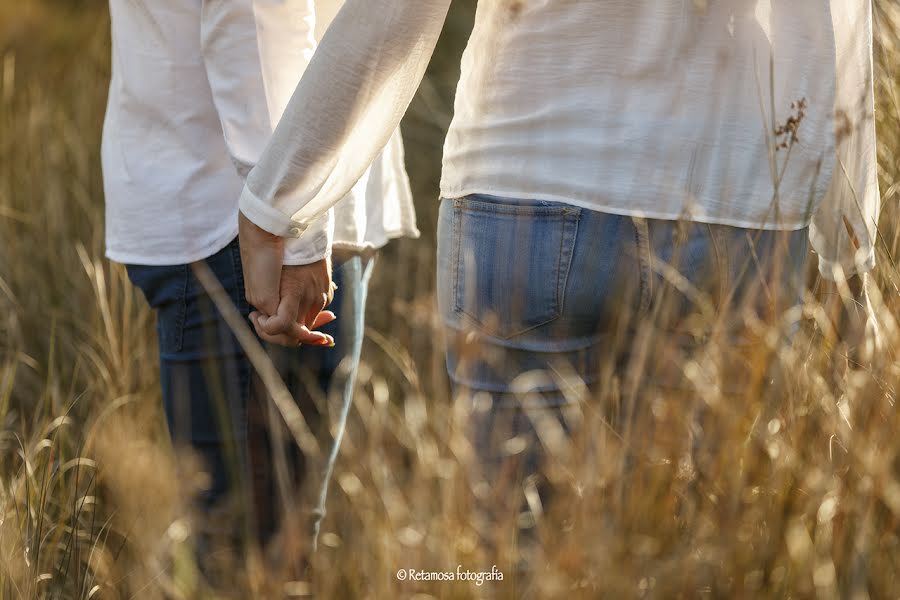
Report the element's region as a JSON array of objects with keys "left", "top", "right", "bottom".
[
  {"left": 451, "top": 196, "right": 580, "bottom": 339},
  {"left": 126, "top": 263, "right": 188, "bottom": 354}
]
